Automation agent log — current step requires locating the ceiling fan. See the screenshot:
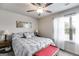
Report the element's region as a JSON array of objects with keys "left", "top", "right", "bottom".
[{"left": 26, "top": 3, "right": 53, "bottom": 16}]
